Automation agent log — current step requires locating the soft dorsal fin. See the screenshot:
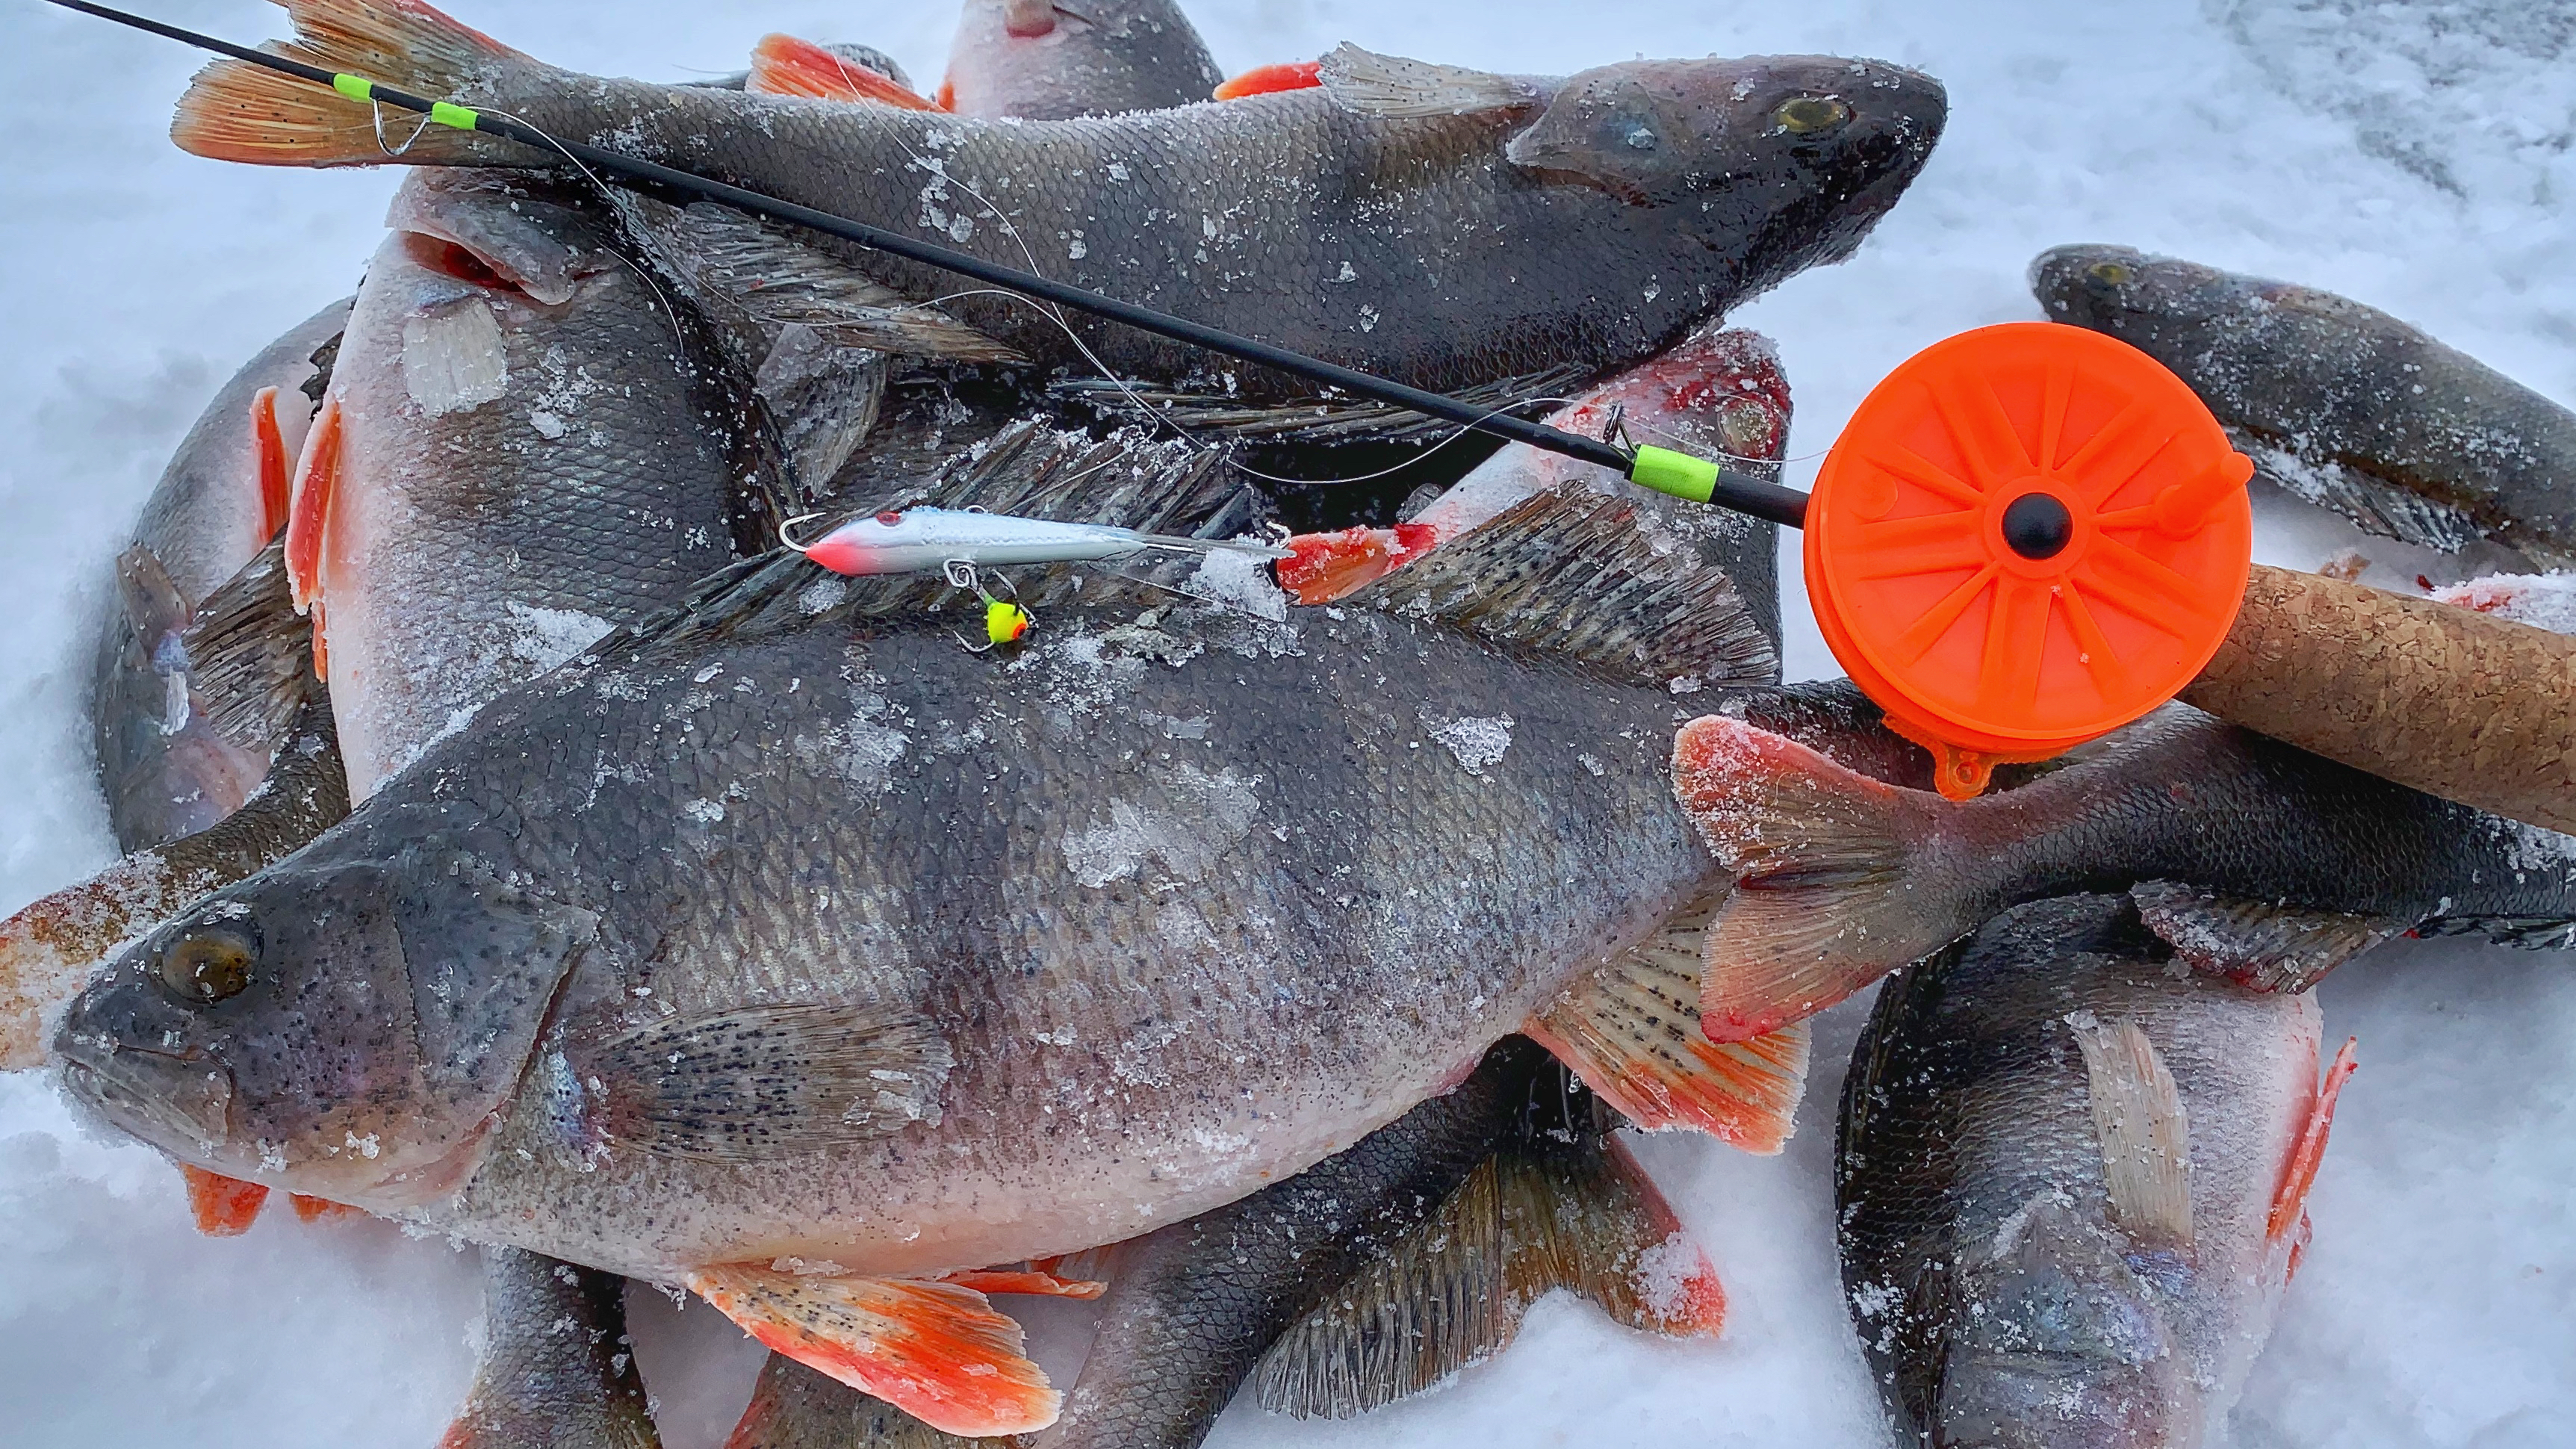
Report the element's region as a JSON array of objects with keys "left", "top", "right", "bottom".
[
  {"left": 1525, "top": 879, "right": 1810, "bottom": 1151},
  {"left": 2066, "top": 1012, "right": 2194, "bottom": 1249},
  {"left": 1316, "top": 43, "right": 1542, "bottom": 117},
  {"left": 1250, "top": 1118, "right": 1722, "bottom": 1418},
  {"left": 2130, "top": 881, "right": 2407, "bottom": 993},
  {"left": 1347, "top": 486, "right": 1778, "bottom": 691}
]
